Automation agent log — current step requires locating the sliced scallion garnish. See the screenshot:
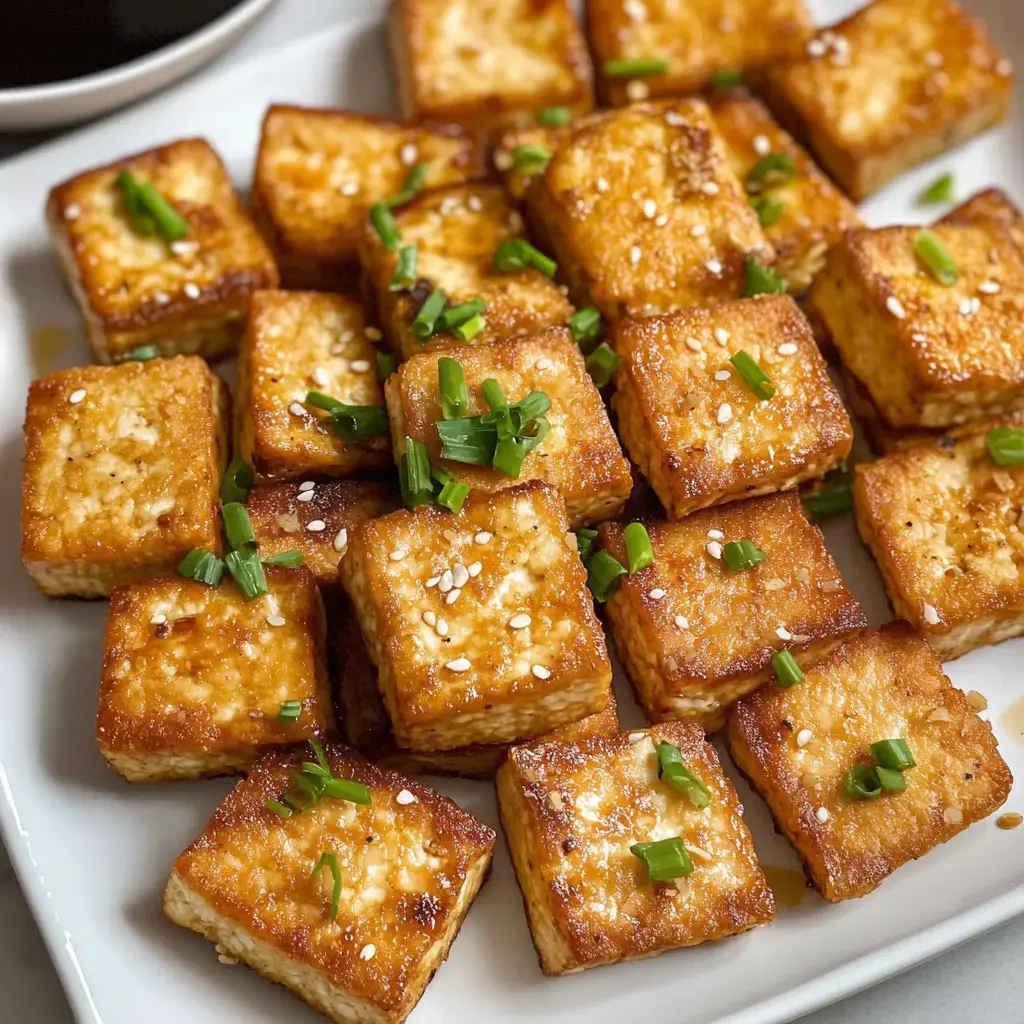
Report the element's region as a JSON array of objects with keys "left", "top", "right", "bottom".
[
  {"left": 370, "top": 202, "right": 402, "bottom": 251},
  {"left": 914, "top": 229, "right": 959, "bottom": 286},
  {"left": 266, "top": 799, "right": 292, "bottom": 819},
  {"left": 432, "top": 467, "right": 470, "bottom": 513},
  {"left": 375, "top": 349, "right": 397, "bottom": 380},
  {"left": 772, "top": 649, "right": 803, "bottom": 687},
  {"left": 400, "top": 436, "right": 434, "bottom": 508},
  {"left": 220, "top": 457, "right": 254, "bottom": 505},
  {"left": 453, "top": 313, "right": 485, "bottom": 341},
  {"left": 986, "top": 426, "right": 1024, "bottom": 466},
  {"left": 711, "top": 68, "right": 744, "bottom": 90},
  {"left": 917, "top": 172, "right": 955, "bottom": 205},
  {"left": 277, "top": 700, "right": 302, "bottom": 723},
  {"left": 802, "top": 466, "right": 853, "bottom": 519},
  {"left": 177, "top": 548, "right": 225, "bottom": 586},
  {"left": 536, "top": 105, "right": 573, "bottom": 127},
  {"left": 603, "top": 57, "right": 670, "bottom": 78},
  {"left": 723, "top": 538, "right": 765, "bottom": 571},
  {"left": 125, "top": 344, "right": 161, "bottom": 362},
  {"left": 748, "top": 153, "right": 797, "bottom": 187},
  {"left": 844, "top": 763, "right": 882, "bottom": 800},
  {"left": 744, "top": 257, "right": 787, "bottom": 297},
  {"left": 225, "top": 548, "right": 268, "bottom": 601},
  {"left": 585, "top": 342, "right": 621, "bottom": 387},
  {"left": 222, "top": 501, "right": 257, "bottom": 551},
  {"left": 630, "top": 837, "right": 694, "bottom": 882},
  {"left": 115, "top": 171, "right": 188, "bottom": 241},
  {"left": 438, "top": 357, "right": 469, "bottom": 420},
  {"left": 310, "top": 851, "right": 342, "bottom": 920},
  {"left": 437, "top": 298, "right": 486, "bottom": 334},
  {"left": 586, "top": 549, "right": 627, "bottom": 602},
  {"left": 870, "top": 738, "right": 915, "bottom": 770},
  {"left": 411, "top": 288, "right": 447, "bottom": 340},
  {"left": 575, "top": 527, "right": 599, "bottom": 563},
  {"left": 876, "top": 766, "right": 907, "bottom": 792},
  {"left": 569, "top": 306, "right": 603, "bottom": 350},
  {"left": 304, "top": 391, "right": 389, "bottom": 442},
  {"left": 389, "top": 244, "right": 418, "bottom": 291},
  {"left": 494, "top": 238, "right": 557, "bottom": 278},
  {"left": 750, "top": 194, "right": 784, "bottom": 227},
  {"left": 387, "top": 162, "right": 429, "bottom": 208},
  {"left": 623, "top": 522, "right": 654, "bottom": 574},
  {"left": 511, "top": 145, "right": 551, "bottom": 174},
  {"left": 264, "top": 550, "right": 303, "bottom": 567},
  {"left": 656, "top": 742, "right": 711, "bottom": 808},
  {"left": 730, "top": 350, "right": 775, "bottom": 401}
]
